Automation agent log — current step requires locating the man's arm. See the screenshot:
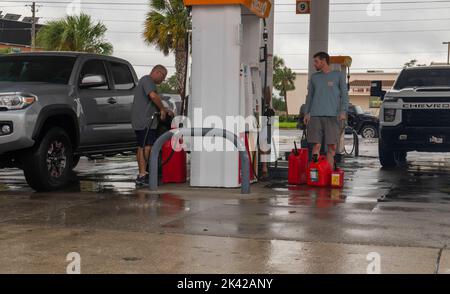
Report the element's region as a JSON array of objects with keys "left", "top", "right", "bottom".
[
  {"left": 149, "top": 91, "right": 166, "bottom": 112},
  {"left": 303, "top": 77, "right": 314, "bottom": 125},
  {"left": 149, "top": 91, "right": 173, "bottom": 120},
  {"left": 304, "top": 77, "right": 314, "bottom": 115}
]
